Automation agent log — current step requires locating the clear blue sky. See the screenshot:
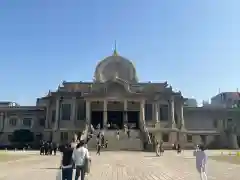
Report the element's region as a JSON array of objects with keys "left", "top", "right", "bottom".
[{"left": 0, "top": 0, "right": 239, "bottom": 105}]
